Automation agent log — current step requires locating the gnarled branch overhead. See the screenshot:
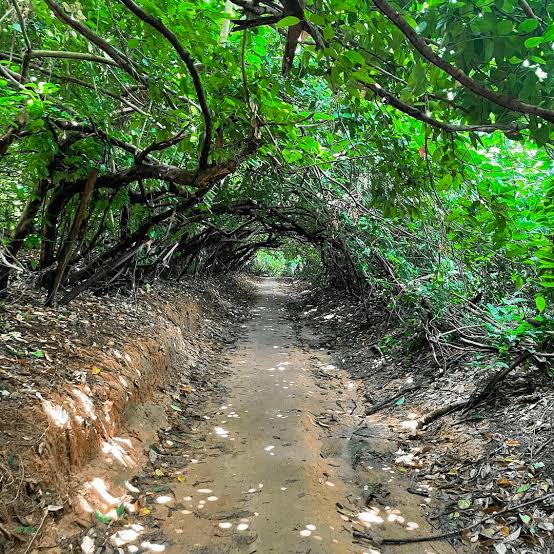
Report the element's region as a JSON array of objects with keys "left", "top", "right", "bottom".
[
  {"left": 116, "top": 0, "right": 213, "bottom": 168},
  {"left": 362, "top": 82, "right": 527, "bottom": 134},
  {"left": 43, "top": 0, "right": 147, "bottom": 84},
  {"left": 372, "top": 0, "right": 554, "bottom": 124},
  {"left": 1, "top": 7, "right": 554, "bottom": 554},
  {"left": 1, "top": 0, "right": 553, "bottom": 339}
]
